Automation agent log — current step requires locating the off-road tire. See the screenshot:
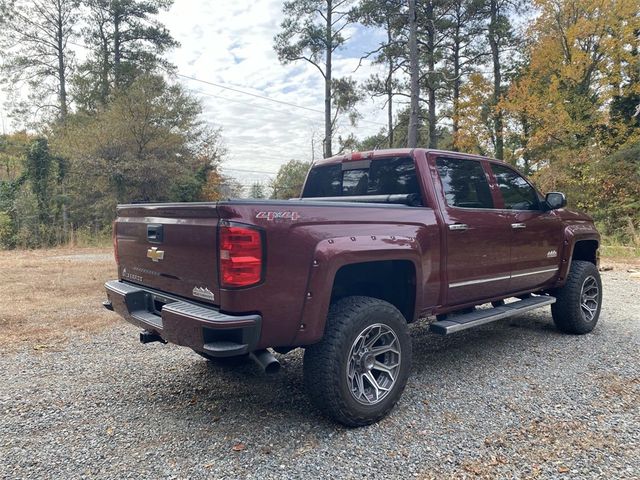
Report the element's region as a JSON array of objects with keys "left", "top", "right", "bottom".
[
  {"left": 551, "top": 260, "right": 602, "bottom": 334},
  {"left": 303, "top": 296, "right": 412, "bottom": 427}
]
